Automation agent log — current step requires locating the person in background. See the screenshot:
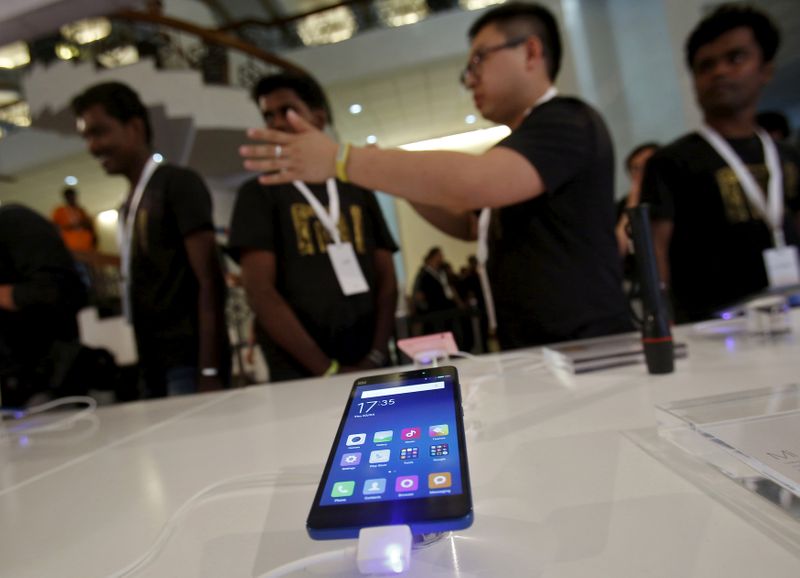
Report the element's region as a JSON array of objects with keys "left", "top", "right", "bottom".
[
  {"left": 640, "top": 4, "right": 800, "bottom": 322},
  {"left": 72, "top": 81, "right": 230, "bottom": 396},
  {"left": 228, "top": 73, "right": 398, "bottom": 382},
  {"left": 240, "top": 2, "right": 632, "bottom": 349},
  {"left": 413, "top": 247, "right": 458, "bottom": 316},
  {"left": 52, "top": 187, "right": 97, "bottom": 252},
  {"left": 0, "top": 204, "right": 87, "bottom": 407},
  {"left": 615, "top": 143, "right": 661, "bottom": 256}
]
